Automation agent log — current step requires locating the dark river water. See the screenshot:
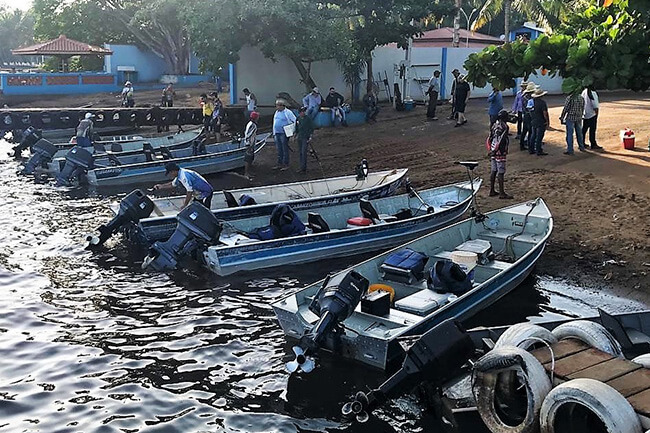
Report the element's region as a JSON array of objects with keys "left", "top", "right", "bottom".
[{"left": 0, "top": 138, "right": 646, "bottom": 433}]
